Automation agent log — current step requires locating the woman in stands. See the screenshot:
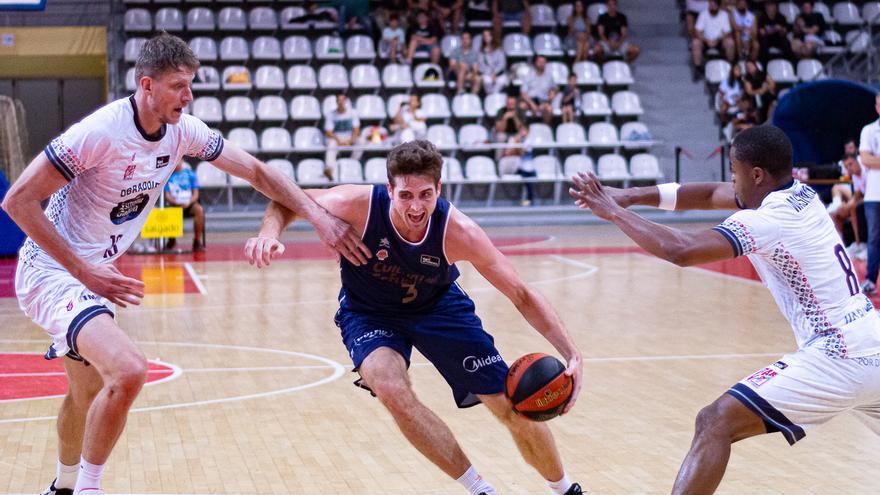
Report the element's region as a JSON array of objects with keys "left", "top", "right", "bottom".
[
  {"left": 742, "top": 59, "right": 776, "bottom": 123},
  {"left": 717, "top": 63, "right": 743, "bottom": 127},
  {"left": 477, "top": 29, "right": 508, "bottom": 95},
  {"left": 566, "top": 1, "right": 594, "bottom": 63}
]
